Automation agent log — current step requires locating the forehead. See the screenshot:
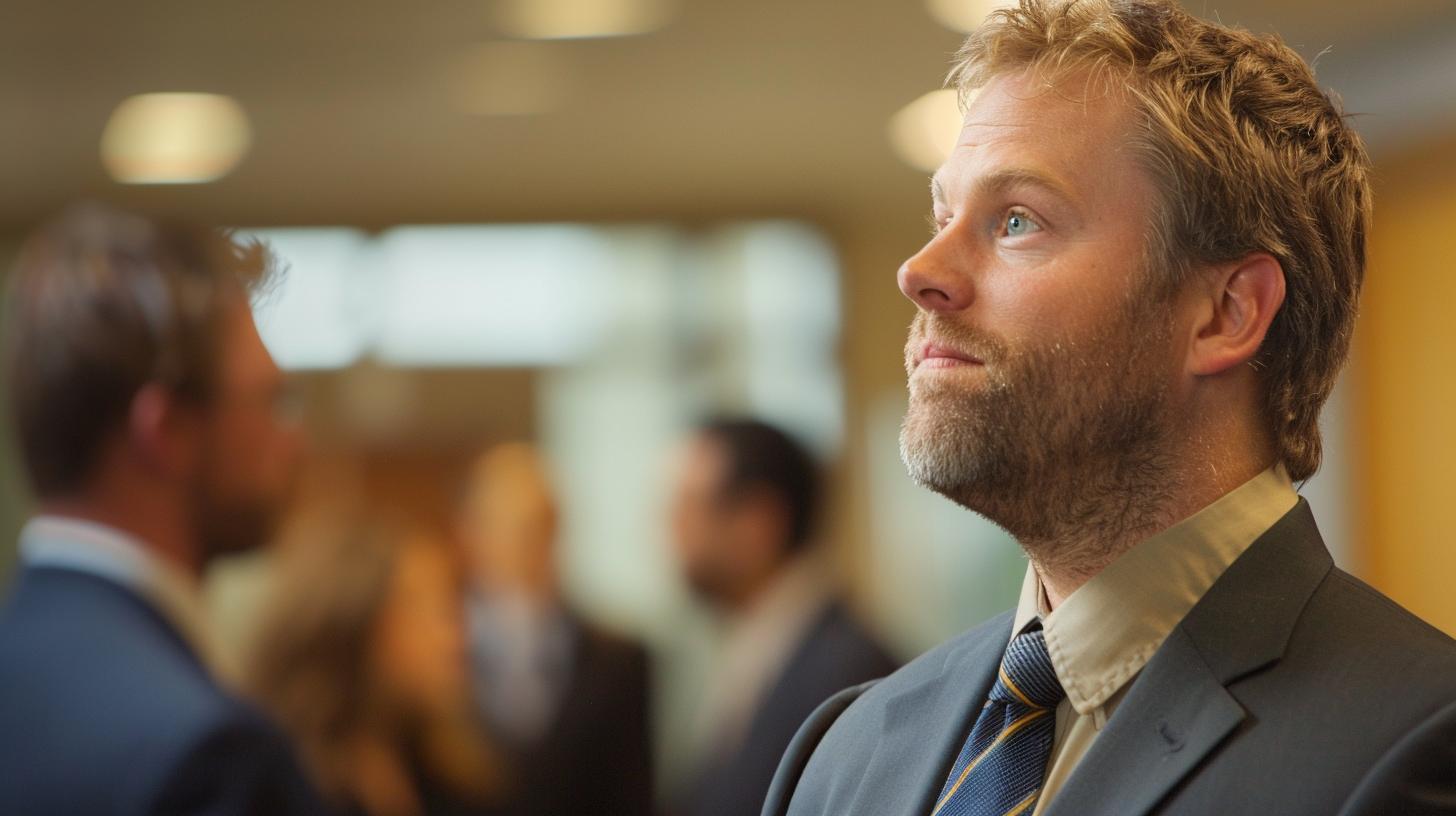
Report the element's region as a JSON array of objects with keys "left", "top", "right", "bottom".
[
  {"left": 219, "top": 297, "right": 279, "bottom": 382},
  {"left": 933, "top": 69, "right": 1147, "bottom": 207},
  {"left": 675, "top": 435, "right": 729, "bottom": 491}
]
